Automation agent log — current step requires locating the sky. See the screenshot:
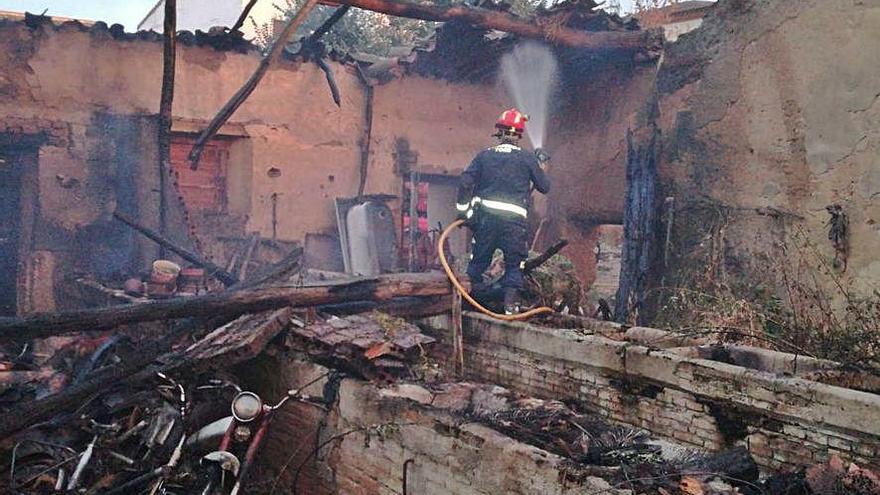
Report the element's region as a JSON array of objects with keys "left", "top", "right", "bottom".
[
  {"left": 0, "top": 1, "right": 159, "bottom": 29},
  {"left": 0, "top": 0, "right": 641, "bottom": 30}
]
